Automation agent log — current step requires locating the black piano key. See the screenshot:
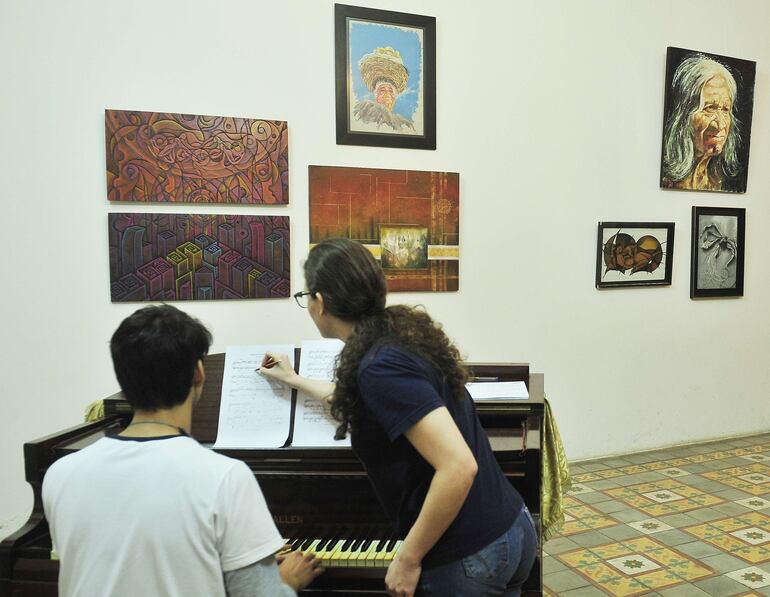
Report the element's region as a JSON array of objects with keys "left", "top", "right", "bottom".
[
  {"left": 385, "top": 538, "right": 398, "bottom": 552},
  {"left": 290, "top": 536, "right": 305, "bottom": 551},
  {"left": 323, "top": 533, "right": 340, "bottom": 550},
  {"left": 376, "top": 538, "right": 390, "bottom": 552},
  {"left": 299, "top": 537, "right": 315, "bottom": 551},
  {"left": 350, "top": 537, "right": 364, "bottom": 552},
  {"left": 341, "top": 538, "right": 355, "bottom": 551},
  {"left": 316, "top": 539, "right": 336, "bottom": 554}
]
